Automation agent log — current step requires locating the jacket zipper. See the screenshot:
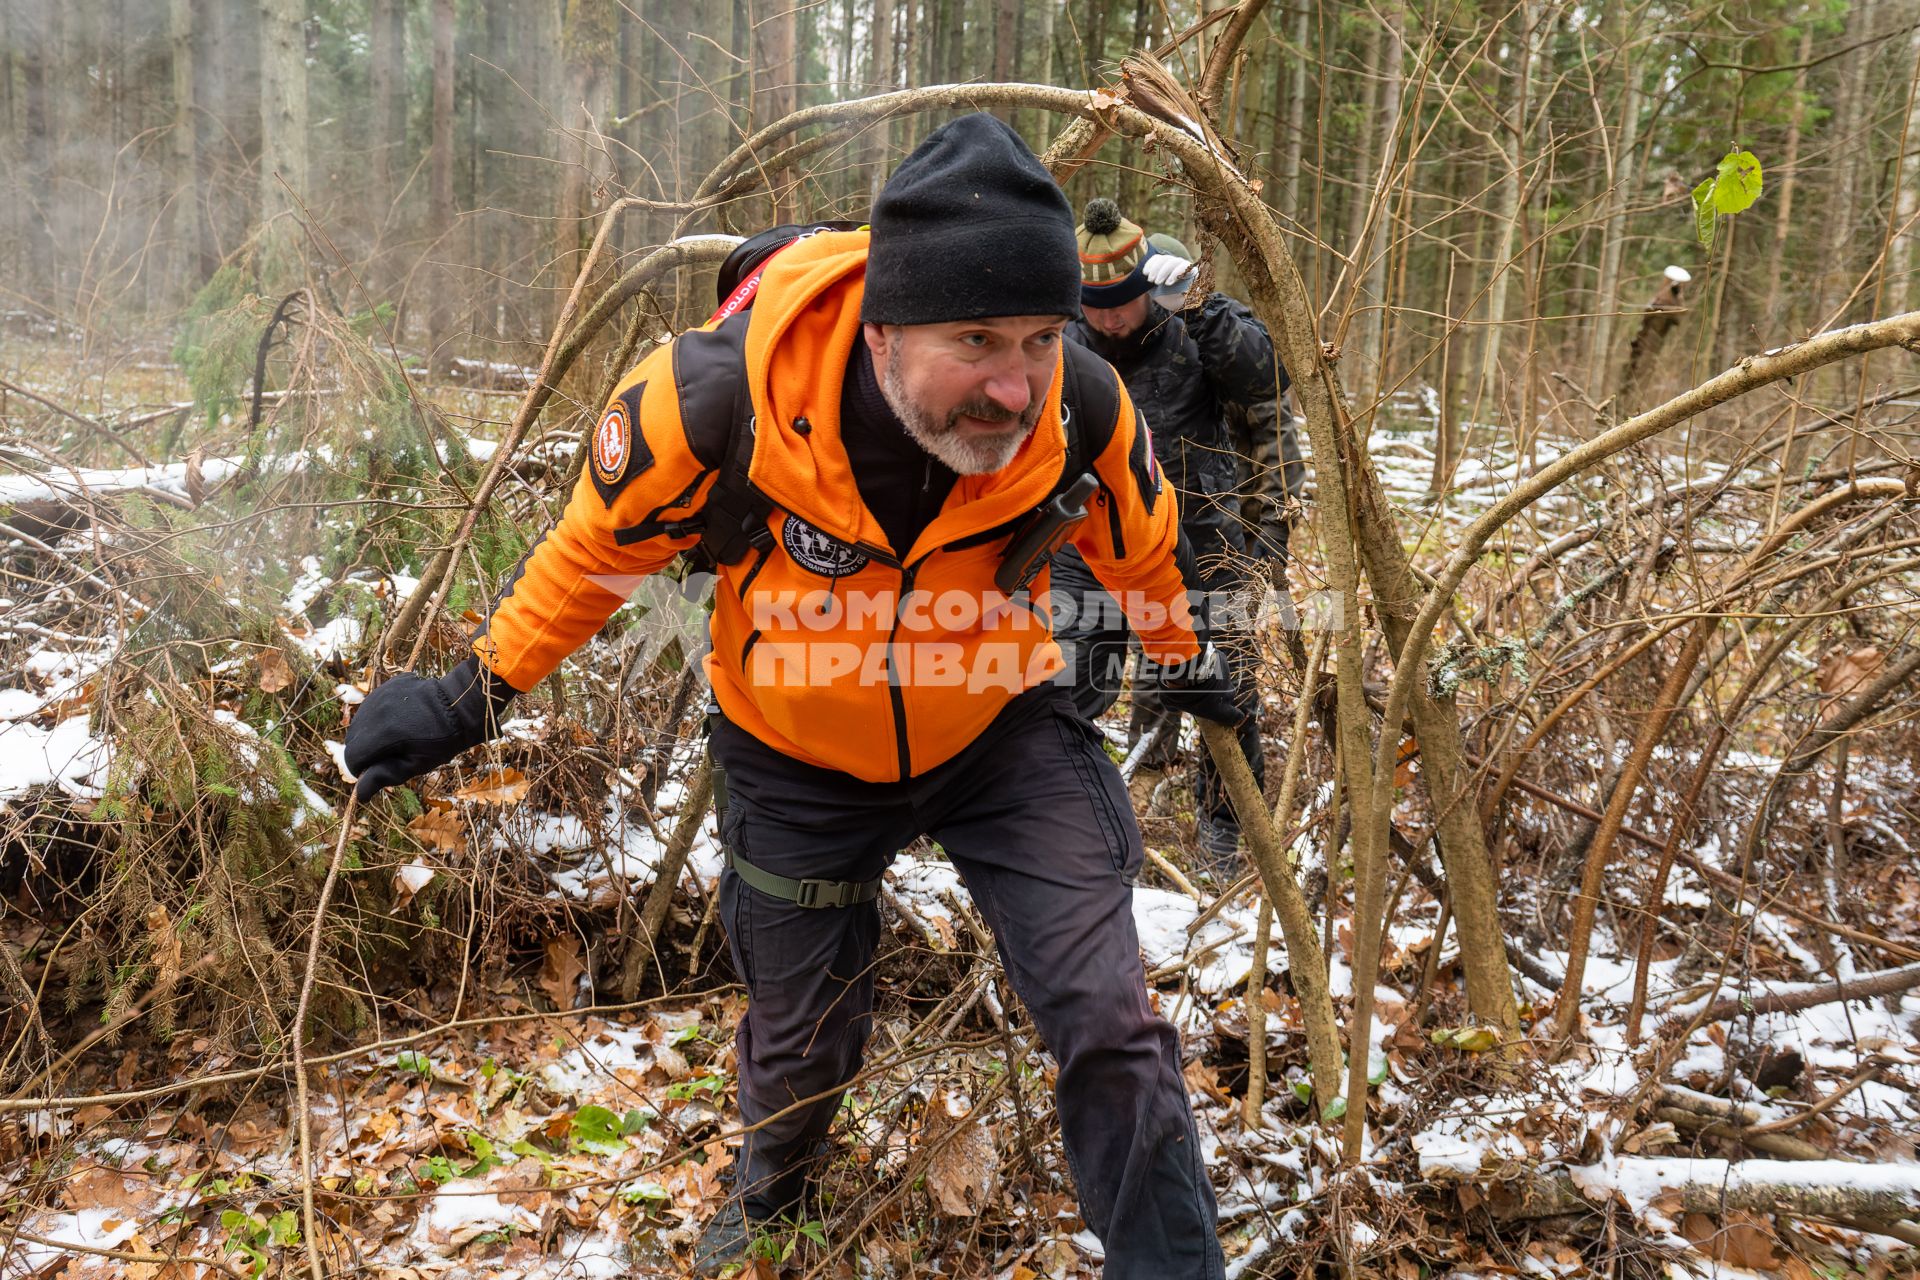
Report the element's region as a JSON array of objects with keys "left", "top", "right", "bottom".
[{"left": 885, "top": 558, "right": 920, "bottom": 781}]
